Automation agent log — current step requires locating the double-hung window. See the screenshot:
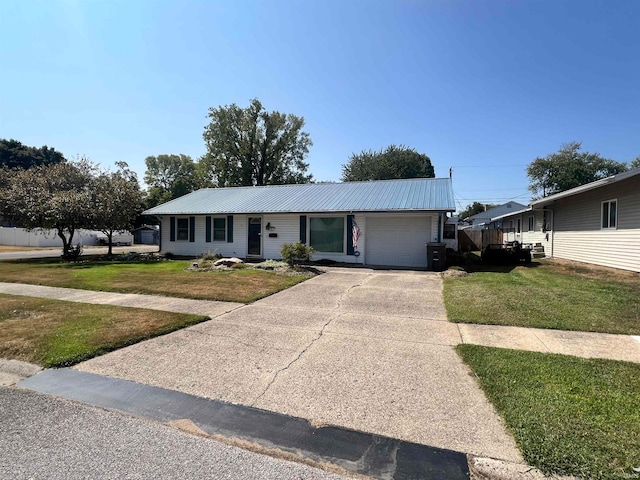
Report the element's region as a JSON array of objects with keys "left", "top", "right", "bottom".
[
  {"left": 213, "top": 218, "right": 226, "bottom": 241},
  {"left": 176, "top": 218, "right": 189, "bottom": 241},
  {"left": 601, "top": 200, "right": 617, "bottom": 229},
  {"left": 309, "top": 217, "right": 344, "bottom": 253},
  {"left": 528, "top": 216, "right": 535, "bottom": 232}
]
